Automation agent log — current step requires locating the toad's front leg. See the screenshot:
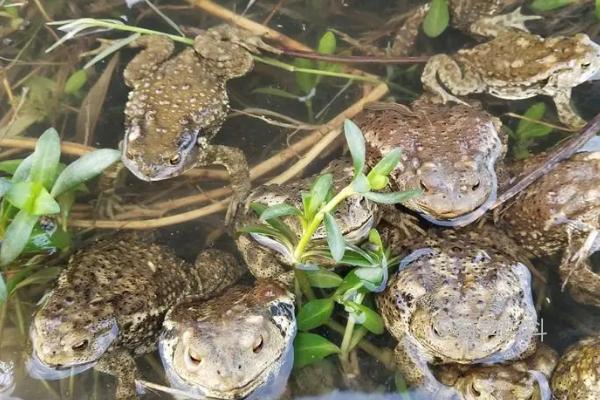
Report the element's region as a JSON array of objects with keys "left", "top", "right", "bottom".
[
  {"left": 469, "top": 7, "right": 541, "bottom": 38},
  {"left": 95, "top": 351, "right": 140, "bottom": 400},
  {"left": 394, "top": 336, "right": 459, "bottom": 399},
  {"left": 552, "top": 88, "right": 587, "bottom": 128},
  {"left": 197, "top": 144, "right": 251, "bottom": 224},
  {"left": 421, "top": 55, "right": 478, "bottom": 105}
]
